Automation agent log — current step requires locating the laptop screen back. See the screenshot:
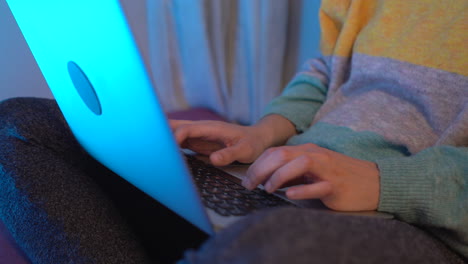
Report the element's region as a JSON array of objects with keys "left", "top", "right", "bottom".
[{"left": 6, "top": 0, "right": 213, "bottom": 234}]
